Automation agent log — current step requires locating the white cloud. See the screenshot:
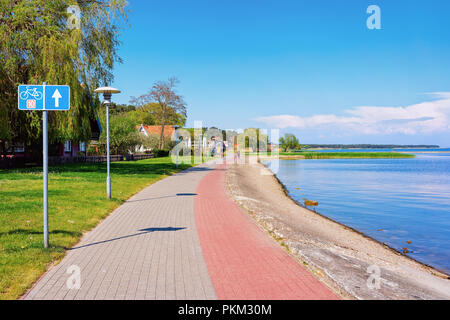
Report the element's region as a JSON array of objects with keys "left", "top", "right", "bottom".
[
  {"left": 427, "top": 92, "right": 450, "bottom": 99},
  {"left": 254, "top": 93, "right": 450, "bottom": 135}
]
